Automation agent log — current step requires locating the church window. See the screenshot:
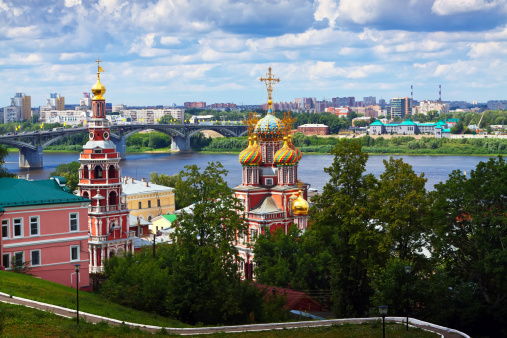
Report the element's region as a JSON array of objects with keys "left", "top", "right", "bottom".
[
  {"left": 94, "top": 166, "right": 103, "bottom": 178},
  {"left": 148, "top": 200, "right": 152, "bottom": 208},
  {"left": 83, "top": 165, "right": 89, "bottom": 179},
  {"left": 109, "top": 191, "right": 117, "bottom": 206},
  {"left": 266, "top": 145, "right": 272, "bottom": 163},
  {"left": 289, "top": 168, "right": 293, "bottom": 183},
  {"left": 283, "top": 169, "right": 288, "bottom": 183},
  {"left": 108, "top": 165, "right": 116, "bottom": 179},
  {"left": 138, "top": 201, "right": 142, "bottom": 209},
  {"left": 247, "top": 169, "right": 252, "bottom": 183},
  {"left": 265, "top": 178, "right": 273, "bottom": 186}
]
